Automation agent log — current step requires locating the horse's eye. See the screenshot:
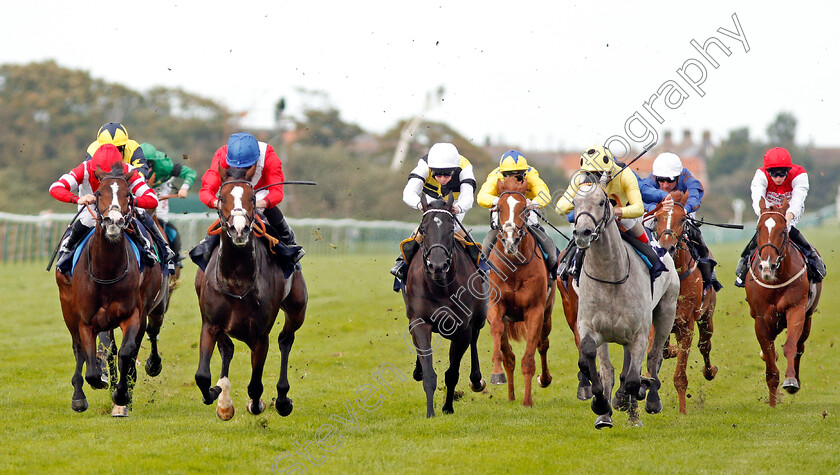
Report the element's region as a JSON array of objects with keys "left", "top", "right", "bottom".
[{"left": 598, "top": 200, "right": 605, "bottom": 207}]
